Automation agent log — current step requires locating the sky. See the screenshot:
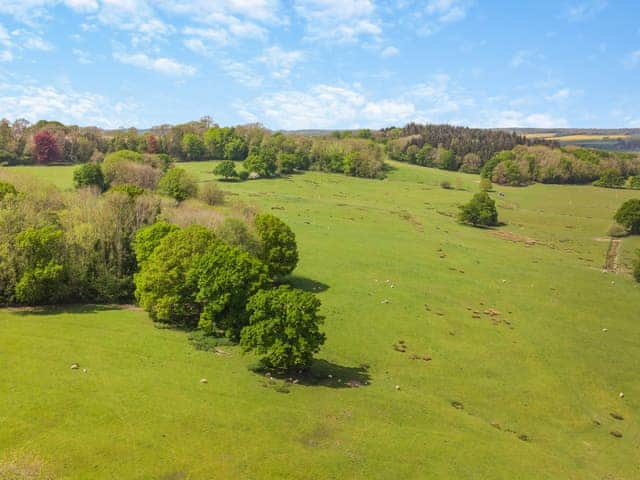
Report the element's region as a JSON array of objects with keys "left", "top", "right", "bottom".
[{"left": 0, "top": 0, "right": 639, "bottom": 130}]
